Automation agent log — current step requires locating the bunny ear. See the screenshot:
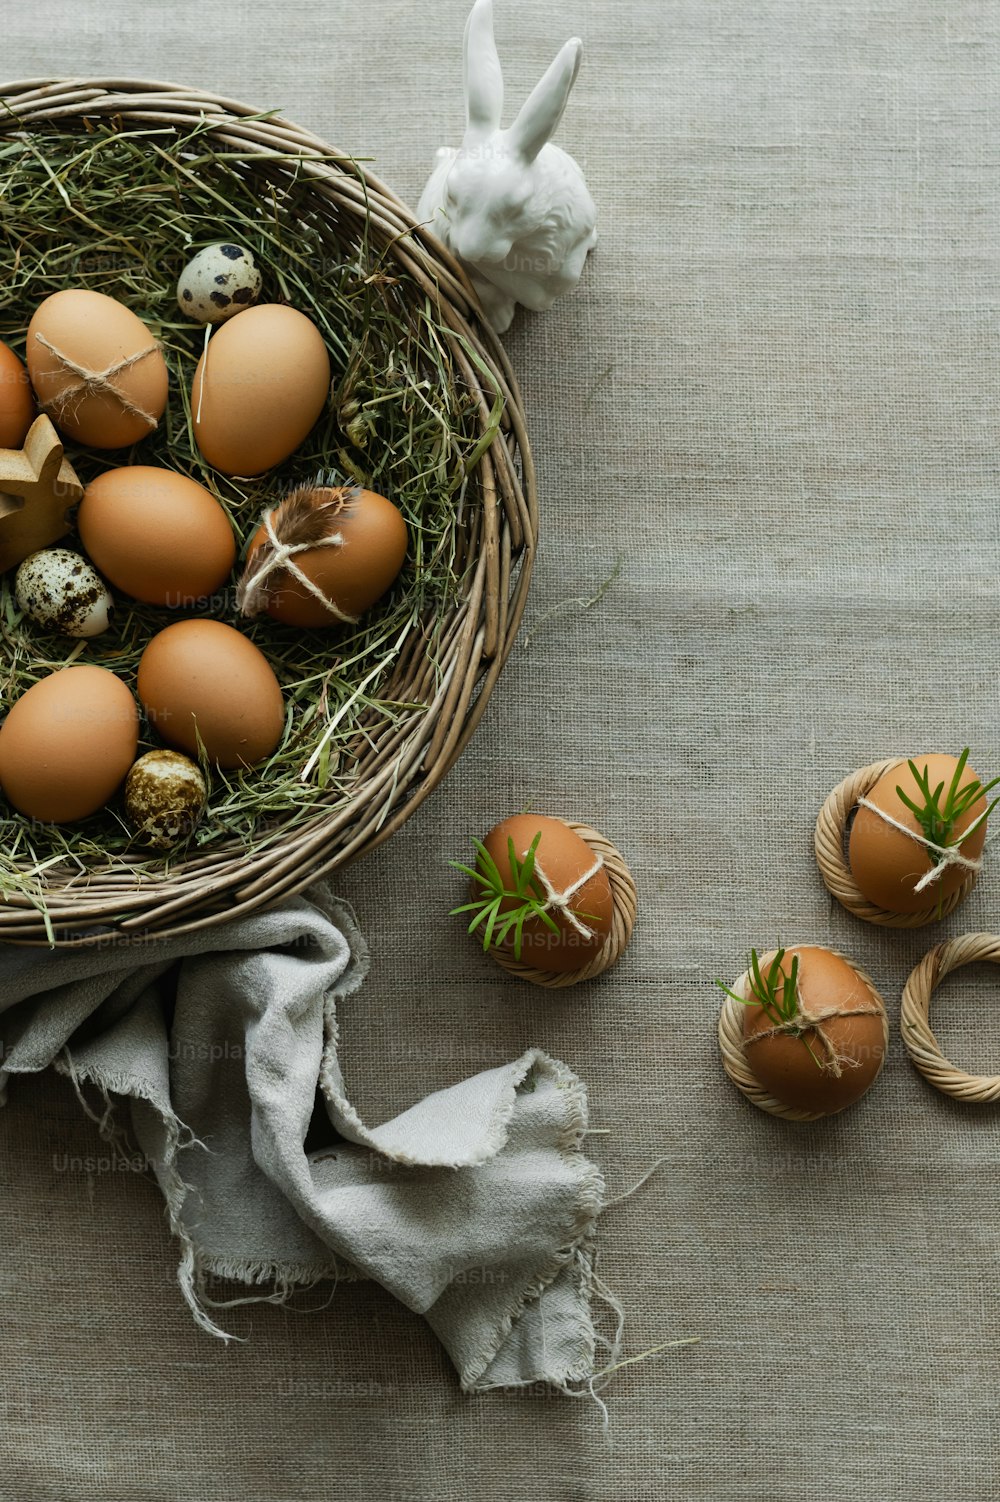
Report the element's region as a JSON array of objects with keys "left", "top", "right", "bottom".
[
  {"left": 463, "top": 0, "right": 504, "bottom": 138},
  {"left": 509, "top": 37, "right": 582, "bottom": 162}
]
